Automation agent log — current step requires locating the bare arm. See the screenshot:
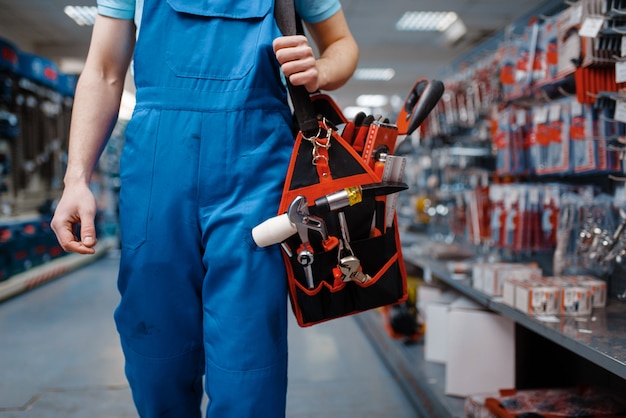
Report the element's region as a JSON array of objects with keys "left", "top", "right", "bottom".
[
  {"left": 51, "top": 15, "right": 135, "bottom": 254},
  {"left": 273, "top": 9, "right": 359, "bottom": 92}
]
